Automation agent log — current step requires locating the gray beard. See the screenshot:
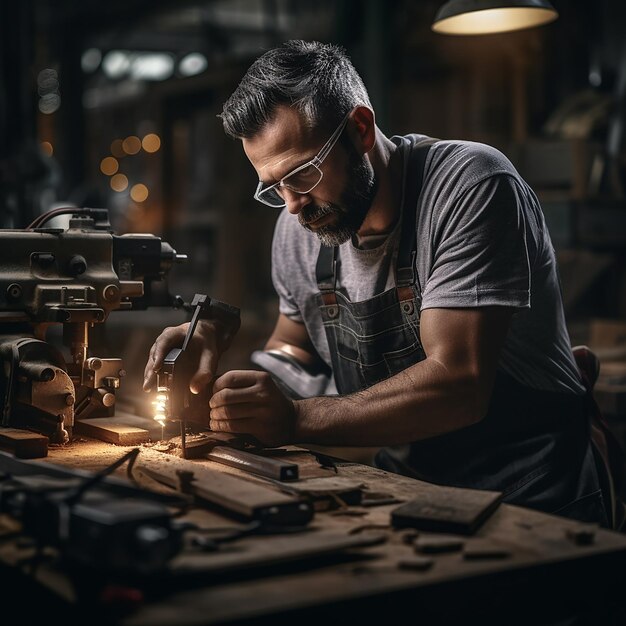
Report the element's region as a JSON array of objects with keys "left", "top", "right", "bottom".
[{"left": 299, "top": 152, "right": 378, "bottom": 247}]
